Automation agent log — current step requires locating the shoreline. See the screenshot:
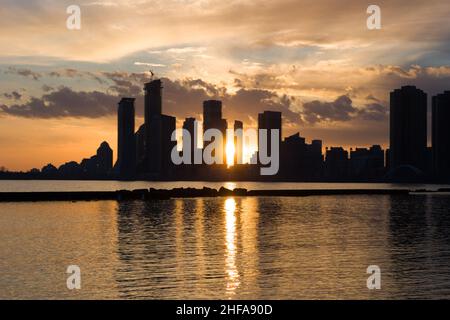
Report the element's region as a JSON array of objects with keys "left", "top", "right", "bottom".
[{"left": 1, "top": 187, "right": 449, "bottom": 202}]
